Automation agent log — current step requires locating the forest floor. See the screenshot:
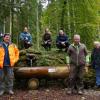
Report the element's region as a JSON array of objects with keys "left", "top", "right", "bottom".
[{"left": 0, "top": 81, "right": 100, "bottom": 100}]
